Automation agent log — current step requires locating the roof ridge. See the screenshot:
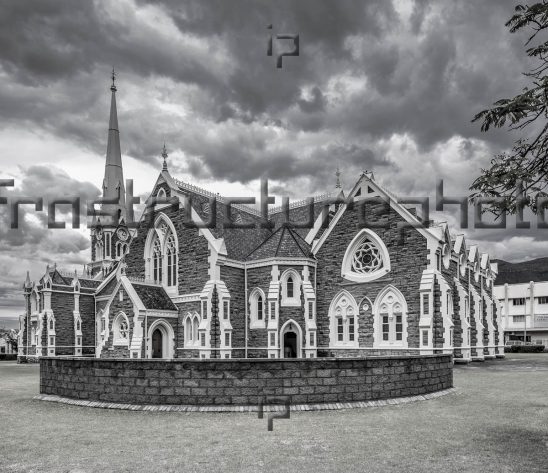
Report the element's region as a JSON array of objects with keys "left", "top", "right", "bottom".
[
  {"left": 285, "top": 225, "right": 312, "bottom": 257},
  {"left": 274, "top": 226, "right": 286, "bottom": 256}
]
